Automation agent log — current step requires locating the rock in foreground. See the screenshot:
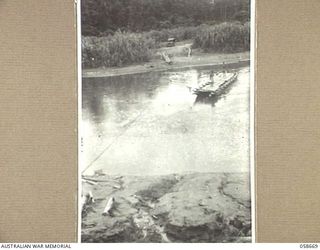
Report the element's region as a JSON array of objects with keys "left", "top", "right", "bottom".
[{"left": 81, "top": 172, "right": 251, "bottom": 243}]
